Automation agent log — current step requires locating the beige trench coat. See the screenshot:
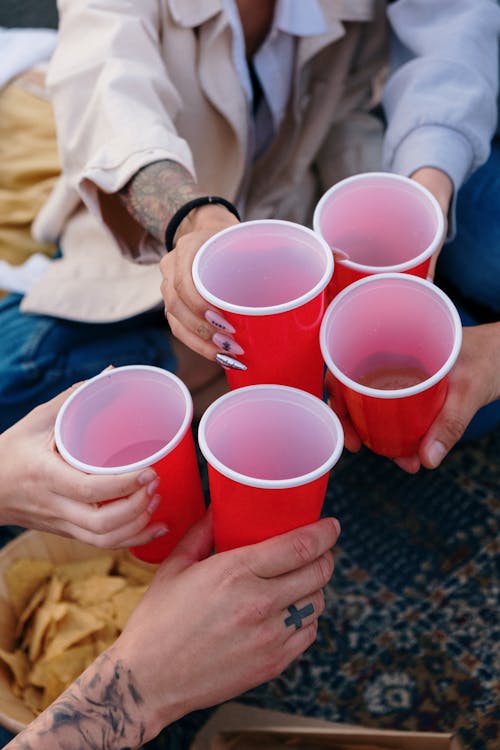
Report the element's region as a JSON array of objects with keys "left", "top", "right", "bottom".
[{"left": 25, "top": 0, "right": 387, "bottom": 323}]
